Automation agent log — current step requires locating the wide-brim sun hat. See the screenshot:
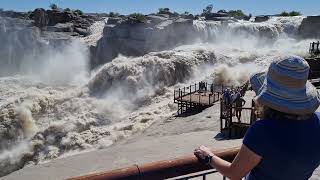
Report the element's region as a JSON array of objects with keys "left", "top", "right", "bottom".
[{"left": 249, "top": 55, "right": 320, "bottom": 115}]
